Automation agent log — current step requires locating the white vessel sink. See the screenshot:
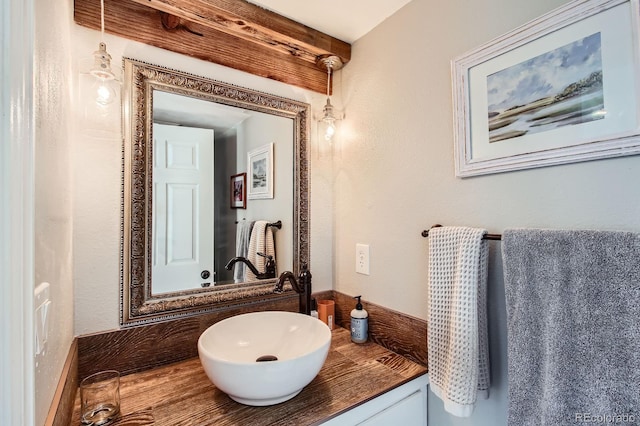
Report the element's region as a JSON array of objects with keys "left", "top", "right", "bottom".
[{"left": 197, "top": 311, "right": 332, "bottom": 406}]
